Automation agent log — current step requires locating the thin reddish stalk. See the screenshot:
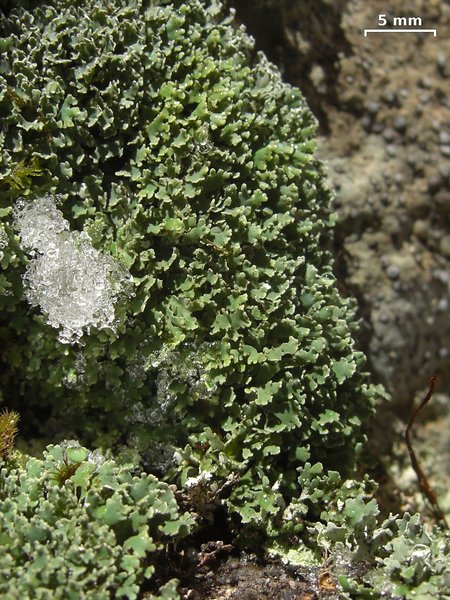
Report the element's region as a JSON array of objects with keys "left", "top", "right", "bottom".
[{"left": 405, "top": 375, "right": 448, "bottom": 529}]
